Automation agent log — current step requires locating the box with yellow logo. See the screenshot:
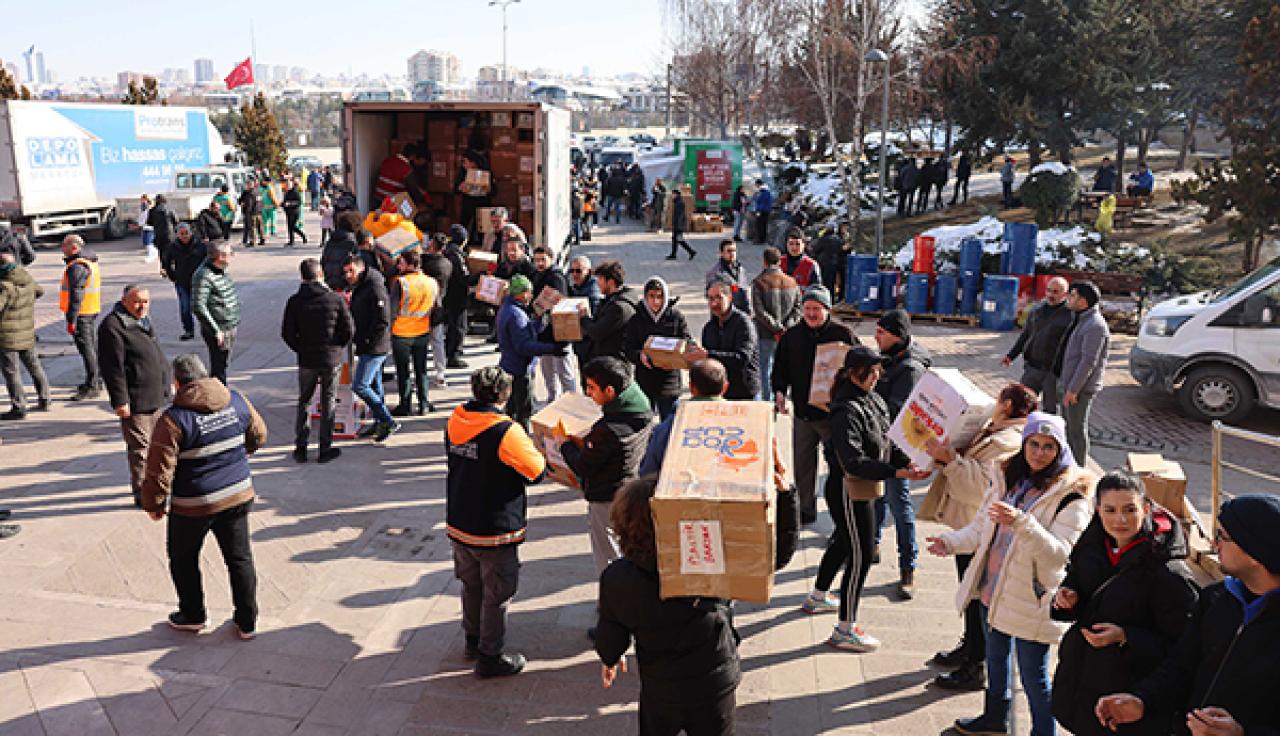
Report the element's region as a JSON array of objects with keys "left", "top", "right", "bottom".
[
  {"left": 652, "top": 400, "right": 776, "bottom": 602},
  {"left": 887, "top": 368, "right": 996, "bottom": 470}
]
